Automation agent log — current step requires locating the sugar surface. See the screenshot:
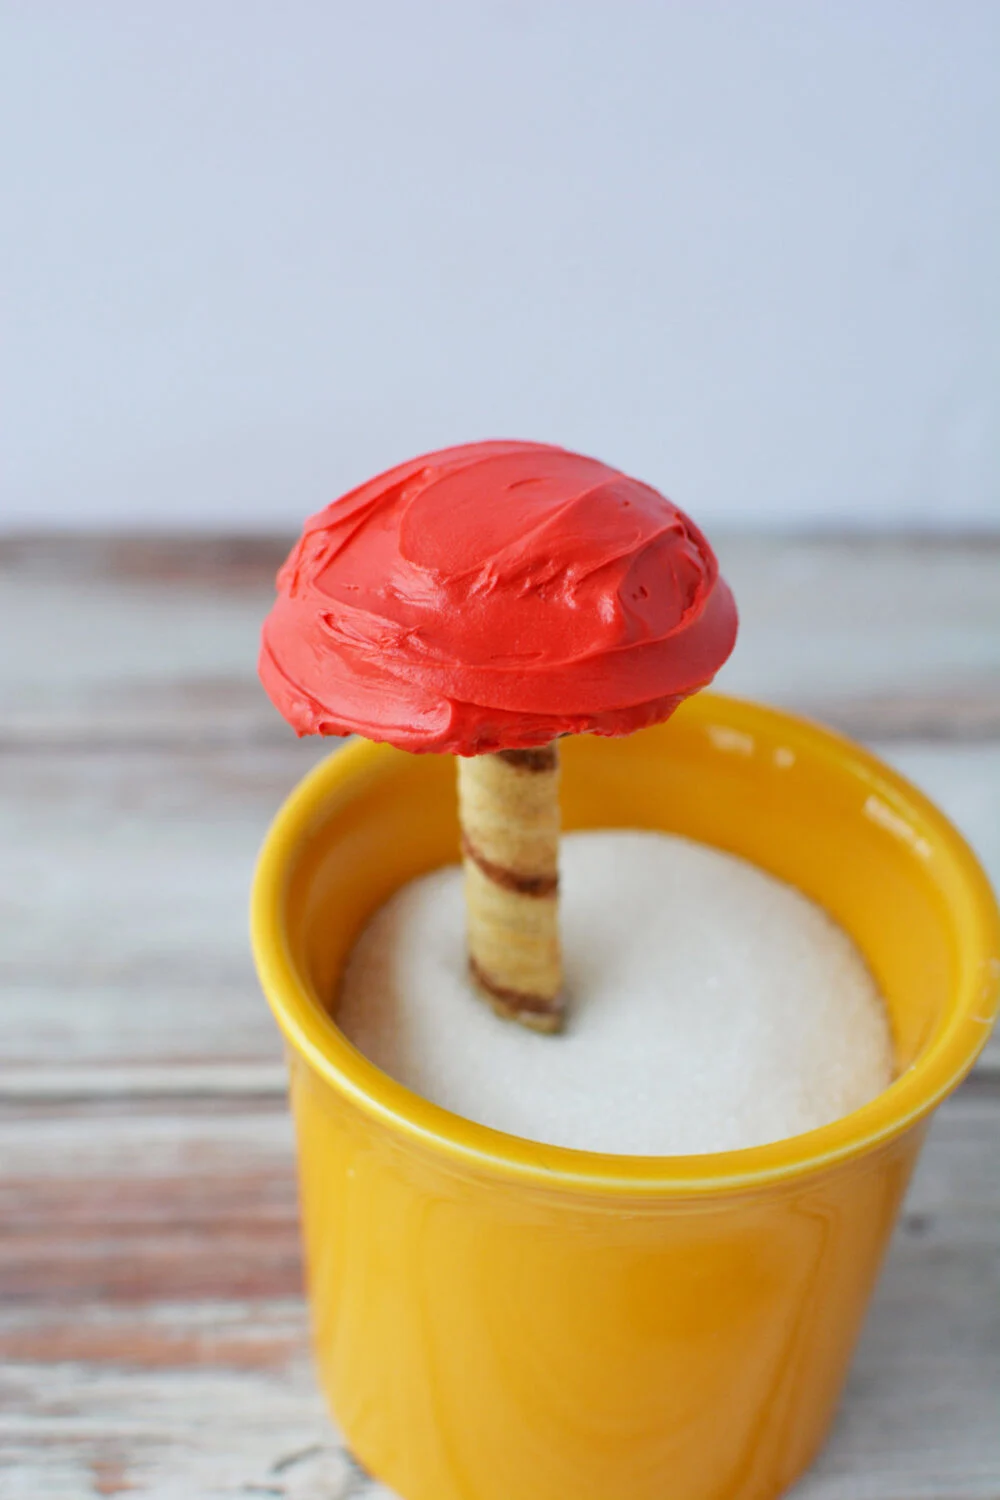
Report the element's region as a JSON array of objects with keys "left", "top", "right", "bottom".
[{"left": 336, "top": 831, "right": 893, "bottom": 1155}]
